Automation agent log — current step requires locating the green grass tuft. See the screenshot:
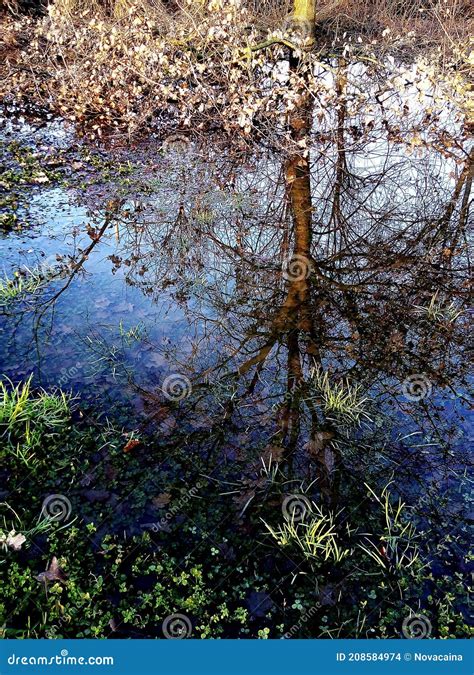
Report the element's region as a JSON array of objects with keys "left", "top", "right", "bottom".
[
  {"left": 308, "top": 366, "right": 371, "bottom": 424},
  {"left": 262, "top": 501, "right": 350, "bottom": 564},
  {"left": 0, "top": 377, "right": 71, "bottom": 454}
]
